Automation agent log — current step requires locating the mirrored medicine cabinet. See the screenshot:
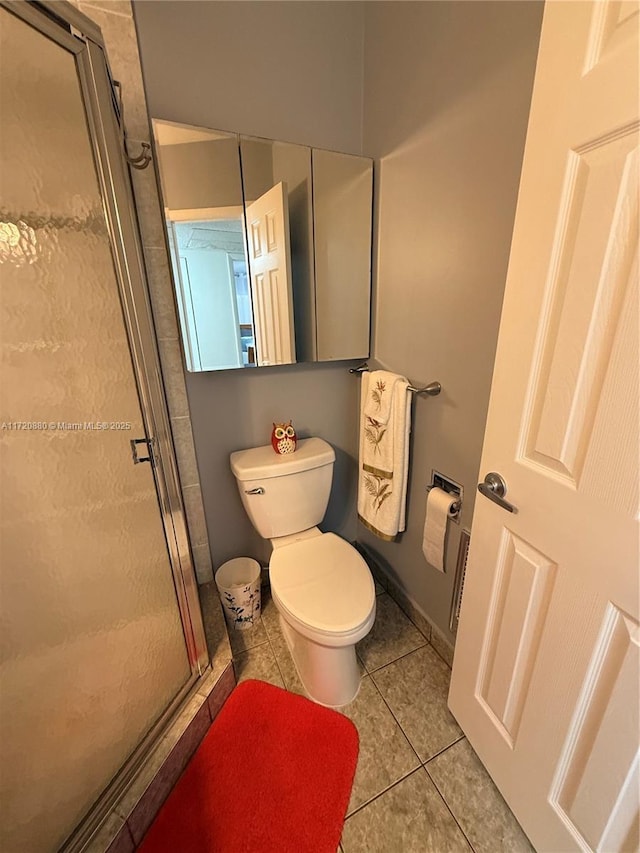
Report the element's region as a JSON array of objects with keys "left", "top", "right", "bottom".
[{"left": 152, "top": 119, "right": 373, "bottom": 372}]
